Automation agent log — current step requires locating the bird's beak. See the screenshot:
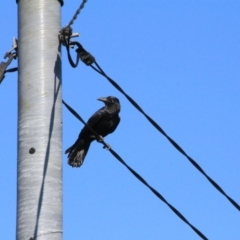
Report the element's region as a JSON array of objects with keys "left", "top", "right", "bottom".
[{"left": 97, "top": 97, "right": 108, "bottom": 103}]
